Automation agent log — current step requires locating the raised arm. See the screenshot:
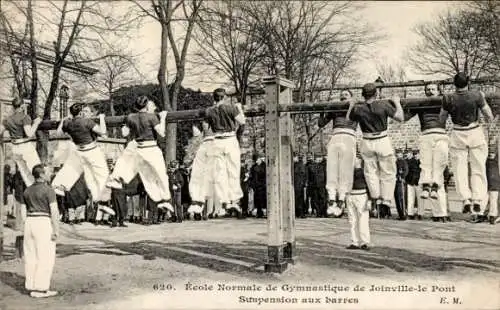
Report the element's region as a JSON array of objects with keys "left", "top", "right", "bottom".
[
  {"left": 390, "top": 97, "right": 404, "bottom": 122},
  {"left": 154, "top": 111, "right": 168, "bottom": 138},
  {"left": 479, "top": 91, "right": 494, "bottom": 122},
  {"left": 234, "top": 103, "right": 246, "bottom": 125},
  {"left": 91, "top": 114, "right": 107, "bottom": 136},
  {"left": 23, "top": 116, "right": 42, "bottom": 138}
]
